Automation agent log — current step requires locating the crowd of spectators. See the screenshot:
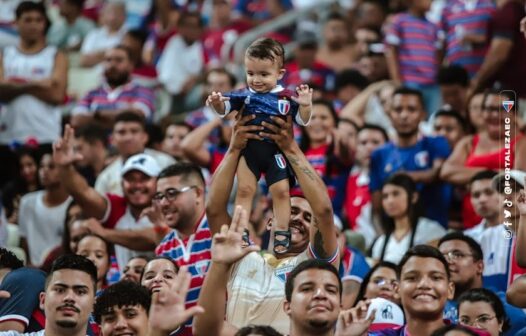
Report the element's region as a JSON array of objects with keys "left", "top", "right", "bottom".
[{"left": 1, "top": 0, "right": 526, "bottom": 335}]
